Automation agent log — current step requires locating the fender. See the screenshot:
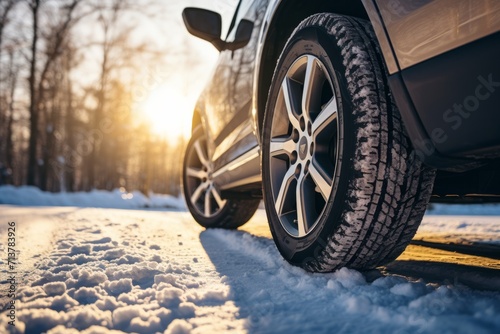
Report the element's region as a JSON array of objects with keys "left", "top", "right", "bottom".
[{"left": 250, "top": 0, "right": 393, "bottom": 145}]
